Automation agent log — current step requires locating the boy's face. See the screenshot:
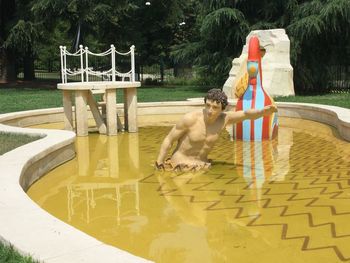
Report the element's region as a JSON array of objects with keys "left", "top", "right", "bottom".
[{"left": 204, "top": 99, "right": 223, "bottom": 122}]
